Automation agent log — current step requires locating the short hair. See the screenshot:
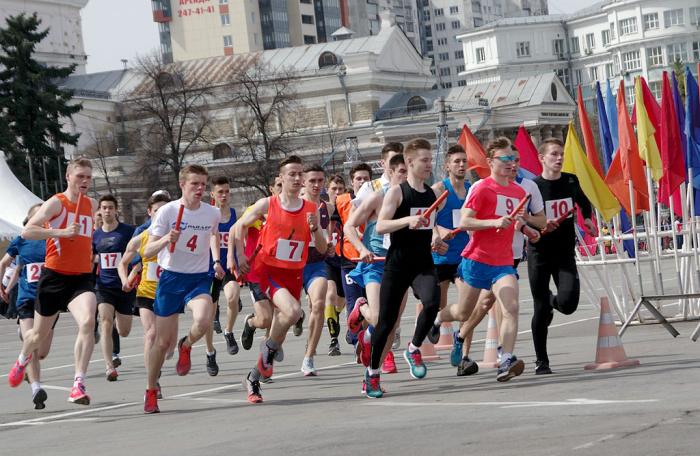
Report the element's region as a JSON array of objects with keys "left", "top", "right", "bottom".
[
  {"left": 350, "top": 163, "right": 372, "bottom": 180},
  {"left": 538, "top": 137, "right": 564, "bottom": 155},
  {"left": 279, "top": 155, "right": 303, "bottom": 171},
  {"left": 404, "top": 138, "right": 432, "bottom": 157},
  {"left": 388, "top": 153, "right": 405, "bottom": 169},
  {"left": 98, "top": 194, "right": 118, "bottom": 209},
  {"left": 67, "top": 157, "right": 92, "bottom": 174},
  {"left": 147, "top": 192, "right": 171, "bottom": 209},
  {"left": 179, "top": 164, "right": 208, "bottom": 182},
  {"left": 303, "top": 164, "right": 325, "bottom": 174},
  {"left": 212, "top": 176, "right": 230, "bottom": 187},
  {"left": 381, "top": 142, "right": 404, "bottom": 159},
  {"left": 327, "top": 174, "right": 345, "bottom": 187},
  {"left": 446, "top": 144, "right": 465, "bottom": 158},
  {"left": 485, "top": 137, "right": 513, "bottom": 158}
]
